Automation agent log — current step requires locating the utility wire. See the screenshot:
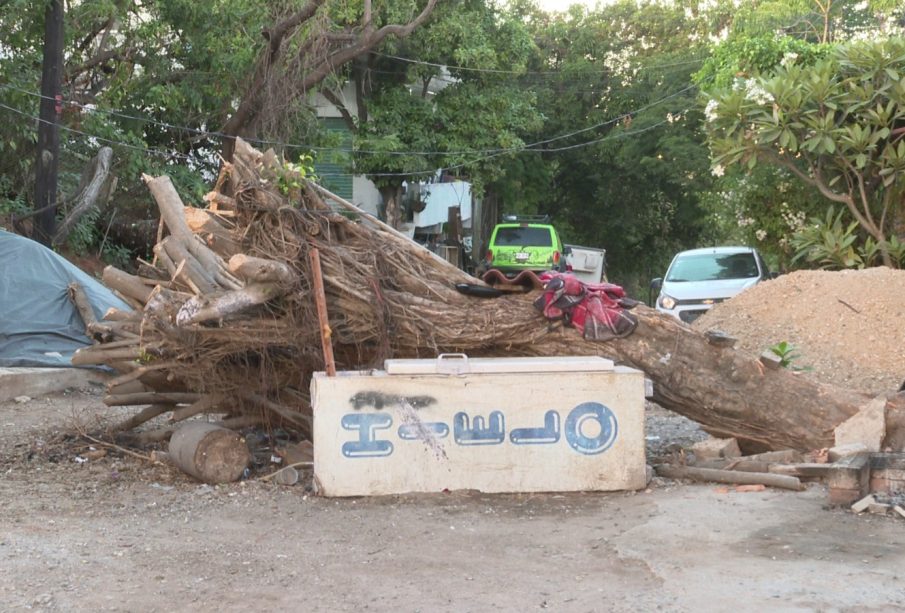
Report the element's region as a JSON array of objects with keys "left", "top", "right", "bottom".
[
  {"left": 1, "top": 81, "right": 698, "bottom": 157},
  {"left": 372, "top": 51, "right": 708, "bottom": 75}
]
